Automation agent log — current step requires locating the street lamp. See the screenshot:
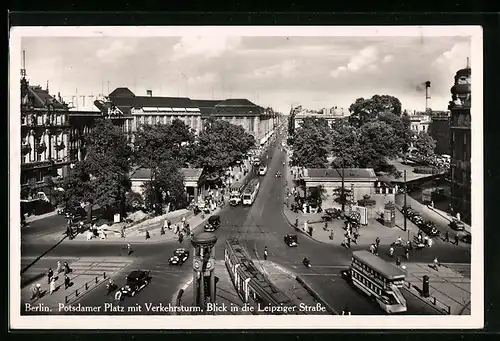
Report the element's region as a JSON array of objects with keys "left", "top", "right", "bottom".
[
  {"left": 403, "top": 169, "right": 407, "bottom": 232},
  {"left": 333, "top": 157, "right": 346, "bottom": 212}
]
